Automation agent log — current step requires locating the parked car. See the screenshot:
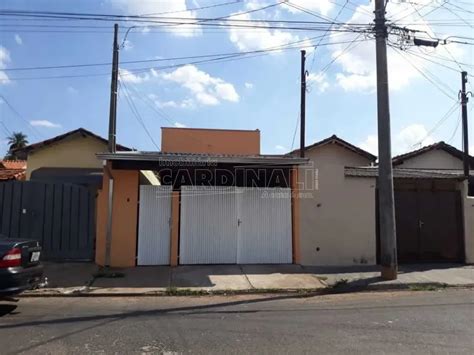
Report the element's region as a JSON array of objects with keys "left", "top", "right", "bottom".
[{"left": 0, "top": 237, "right": 44, "bottom": 298}]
